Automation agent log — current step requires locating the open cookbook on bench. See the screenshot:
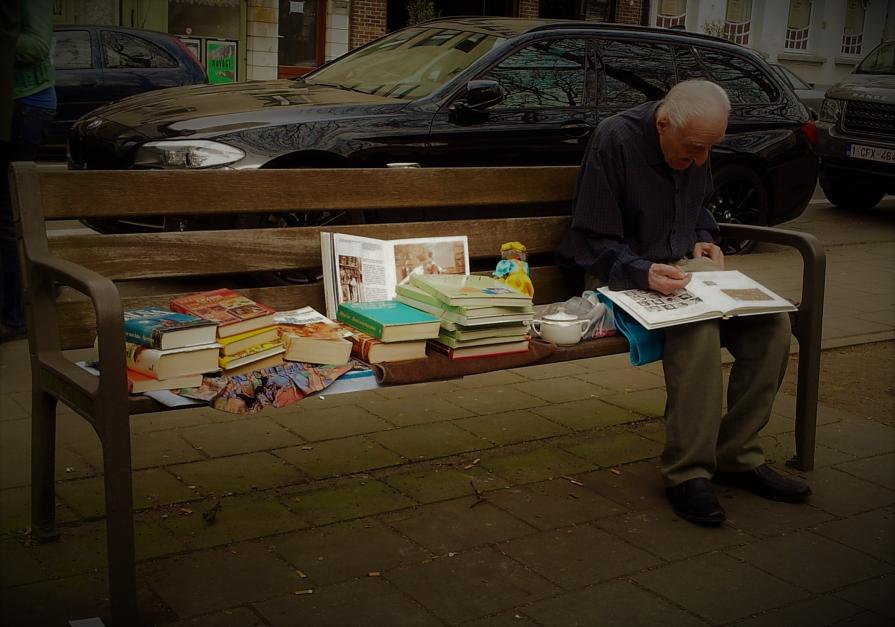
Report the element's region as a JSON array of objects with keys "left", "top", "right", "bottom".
[
  {"left": 597, "top": 270, "right": 796, "bottom": 330},
  {"left": 320, "top": 232, "right": 469, "bottom": 319}
]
